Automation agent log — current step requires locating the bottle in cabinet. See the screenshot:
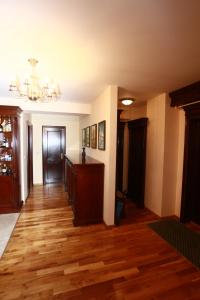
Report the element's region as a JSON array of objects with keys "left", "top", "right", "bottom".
[
  {"left": 1, "top": 163, "right": 7, "bottom": 175},
  {"left": 1, "top": 116, "right": 6, "bottom": 132},
  {"left": 6, "top": 116, "right": 12, "bottom": 132},
  {"left": 1, "top": 137, "right": 9, "bottom": 147}
]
